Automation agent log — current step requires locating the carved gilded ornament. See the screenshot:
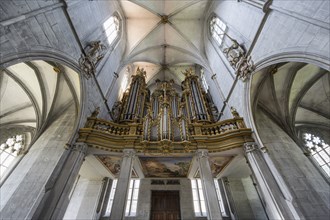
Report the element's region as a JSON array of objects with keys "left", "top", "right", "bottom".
[{"left": 78, "top": 68, "right": 253, "bottom": 154}]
